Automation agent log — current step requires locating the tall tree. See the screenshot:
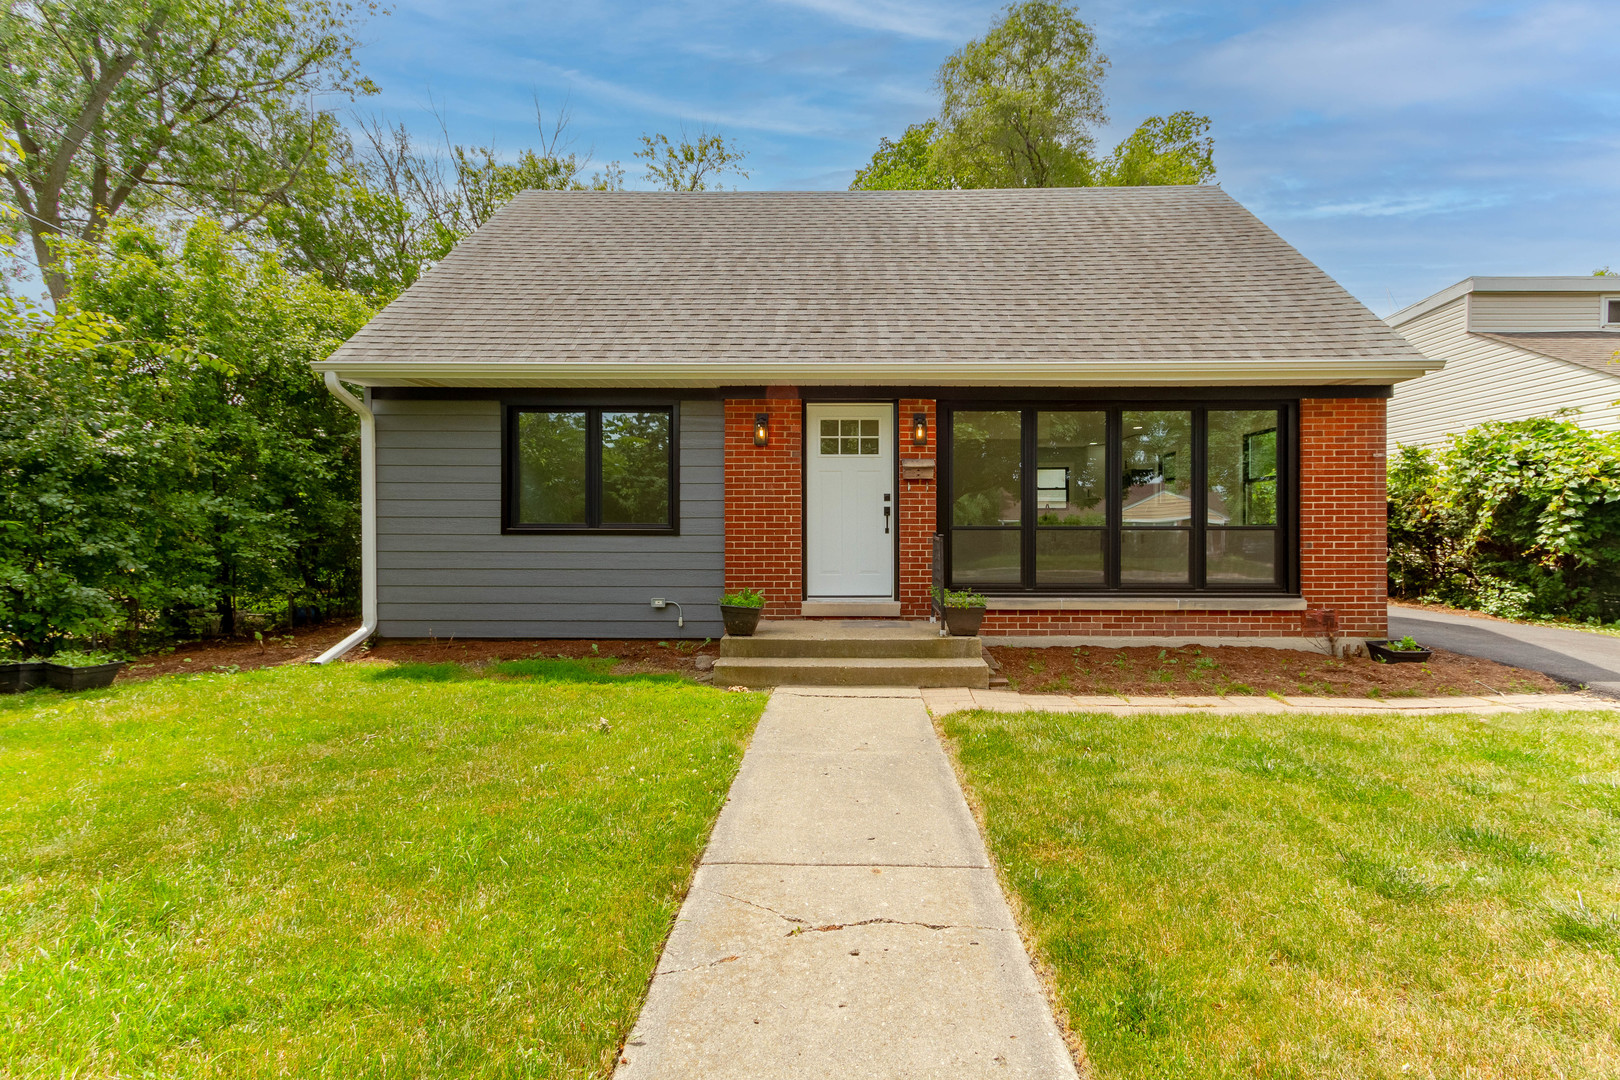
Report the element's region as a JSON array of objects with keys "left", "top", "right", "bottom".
[
  {"left": 268, "top": 107, "right": 622, "bottom": 302},
  {"left": 851, "top": 1, "right": 1215, "bottom": 191},
  {"left": 849, "top": 122, "right": 954, "bottom": 191},
  {"left": 0, "top": 0, "right": 378, "bottom": 302},
  {"left": 1099, "top": 110, "right": 1215, "bottom": 187},
  {"left": 933, "top": 0, "right": 1108, "bottom": 188},
  {"left": 636, "top": 130, "right": 748, "bottom": 192}
]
